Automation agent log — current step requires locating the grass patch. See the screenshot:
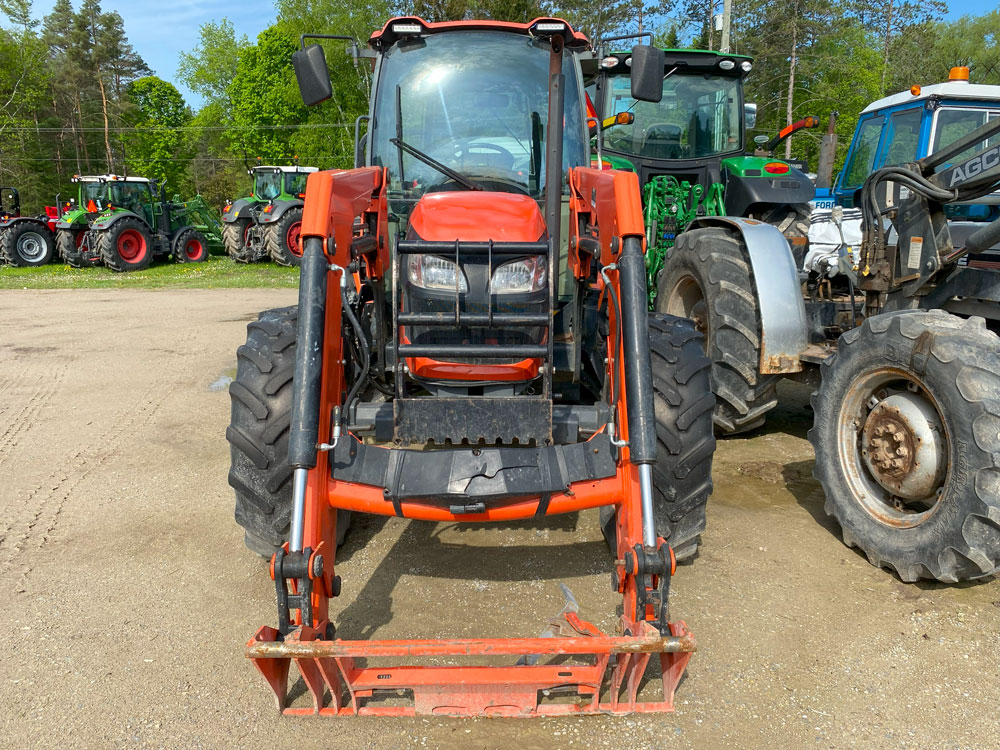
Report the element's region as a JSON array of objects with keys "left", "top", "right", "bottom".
[{"left": 0, "top": 255, "right": 299, "bottom": 289}]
